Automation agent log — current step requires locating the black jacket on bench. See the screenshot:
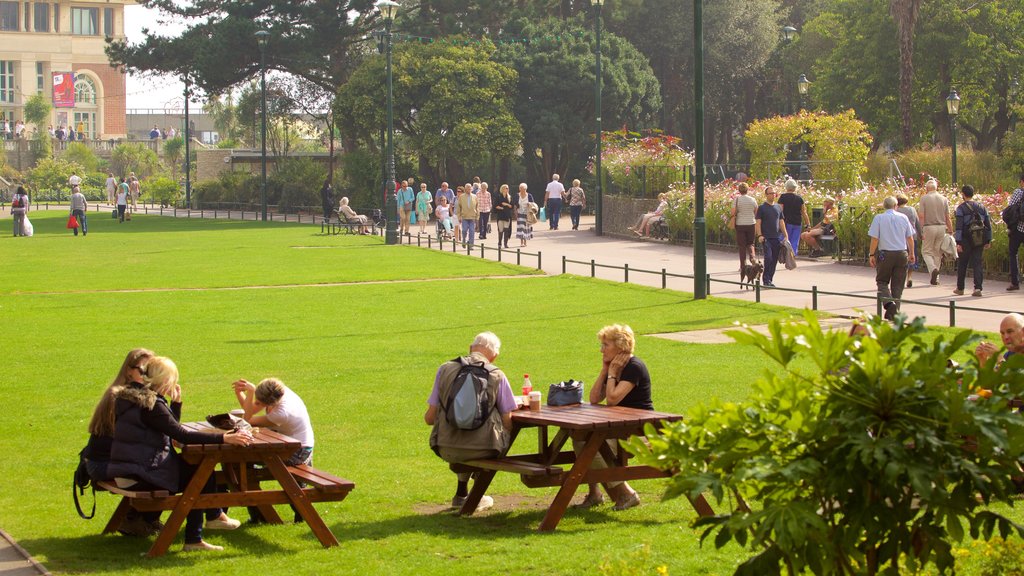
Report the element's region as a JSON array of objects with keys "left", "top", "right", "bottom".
[{"left": 107, "top": 382, "right": 224, "bottom": 492}]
